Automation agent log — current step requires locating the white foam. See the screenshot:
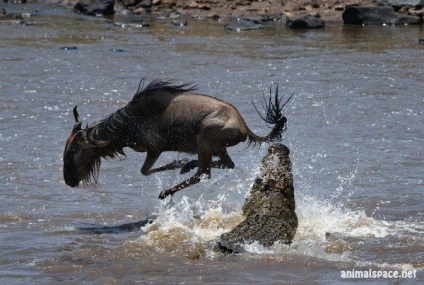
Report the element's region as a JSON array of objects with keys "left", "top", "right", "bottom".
[
  {"left": 295, "top": 193, "right": 422, "bottom": 240},
  {"left": 129, "top": 161, "right": 421, "bottom": 270},
  {"left": 296, "top": 194, "right": 391, "bottom": 239}
]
